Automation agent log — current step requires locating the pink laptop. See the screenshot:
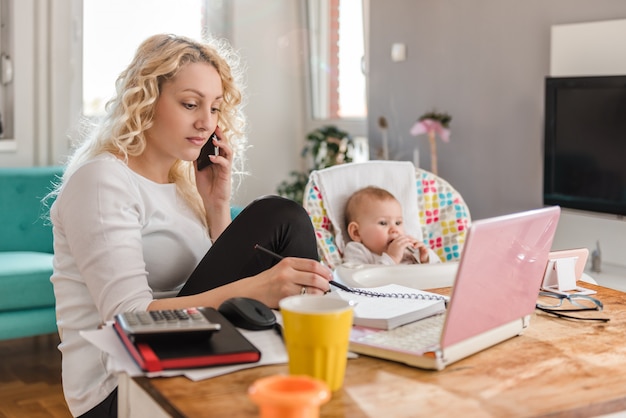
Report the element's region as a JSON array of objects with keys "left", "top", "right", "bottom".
[{"left": 349, "top": 206, "right": 561, "bottom": 370}]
